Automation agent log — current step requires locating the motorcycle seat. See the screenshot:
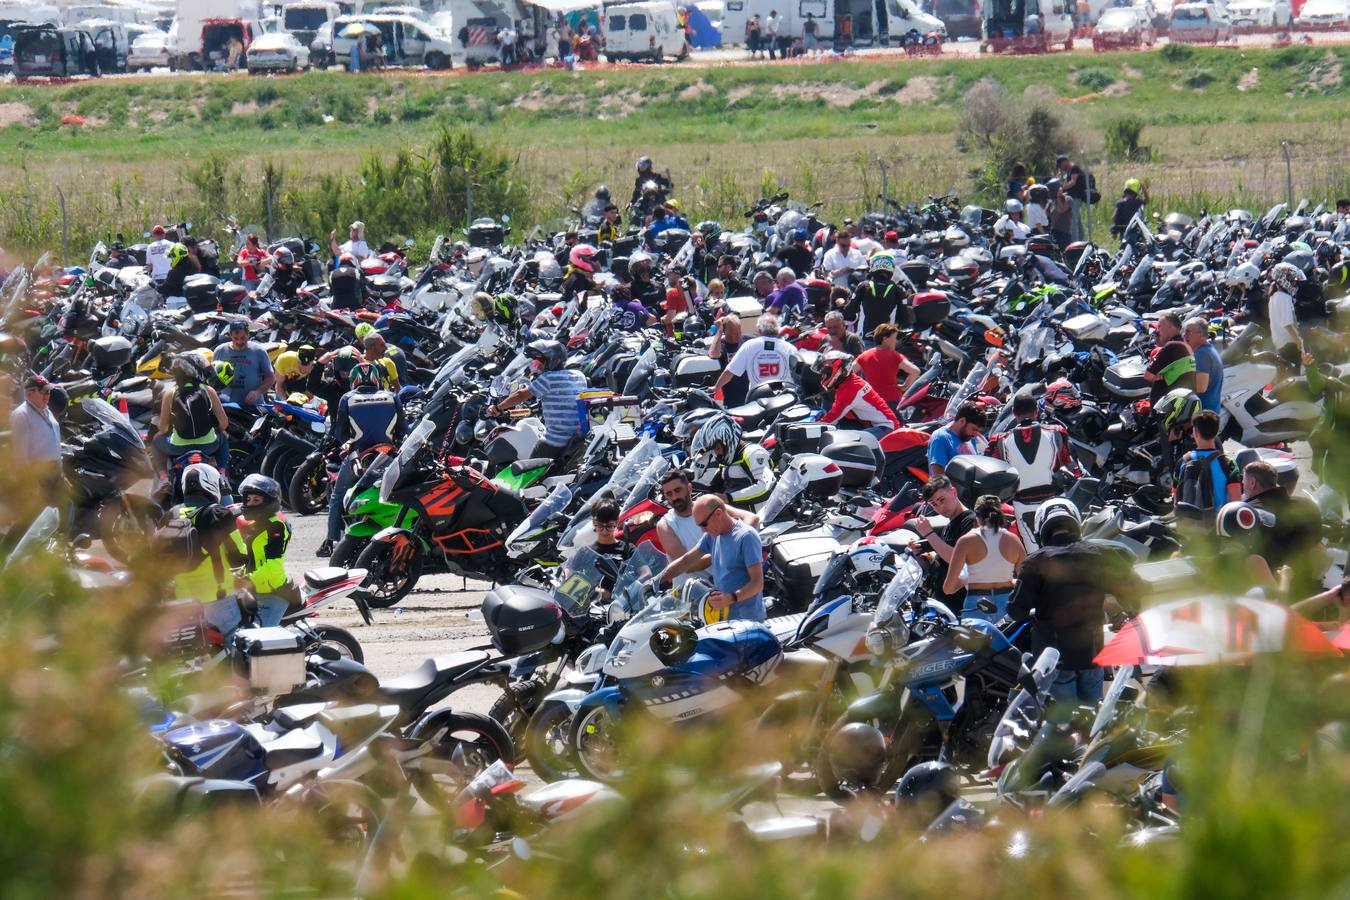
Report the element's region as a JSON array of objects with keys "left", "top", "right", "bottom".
[
  {"left": 509, "top": 457, "right": 553, "bottom": 476},
  {"left": 262, "top": 727, "right": 326, "bottom": 770},
  {"left": 379, "top": 650, "right": 492, "bottom": 706},
  {"left": 304, "top": 567, "right": 352, "bottom": 591},
  {"left": 758, "top": 393, "right": 798, "bottom": 415}
]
